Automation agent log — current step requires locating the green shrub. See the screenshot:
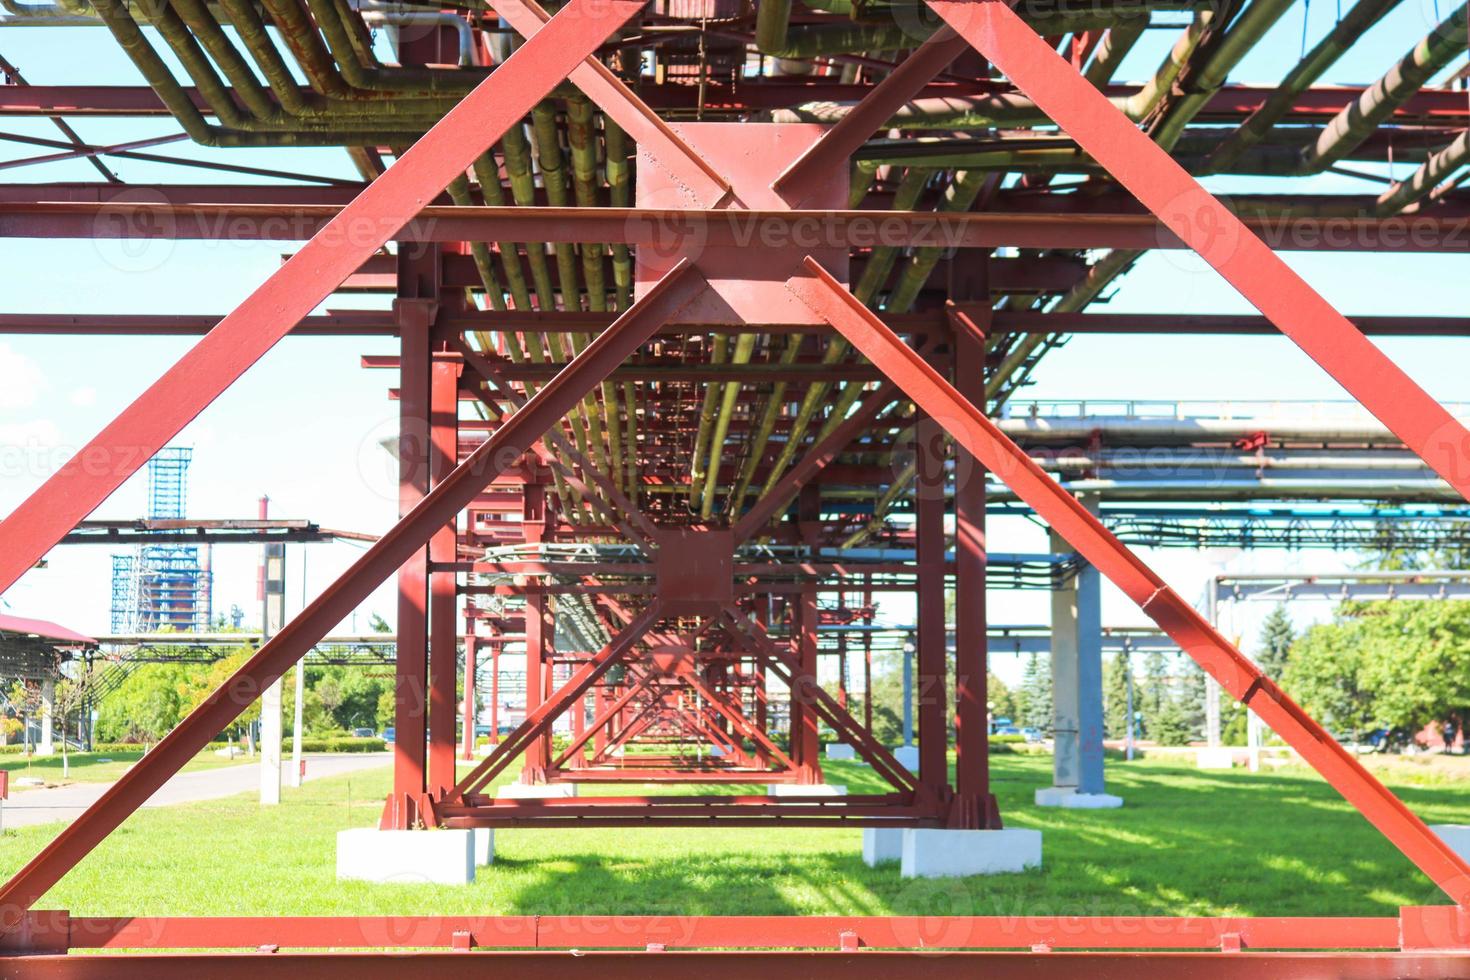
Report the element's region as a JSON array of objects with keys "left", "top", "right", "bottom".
[{"left": 296, "top": 736, "right": 385, "bottom": 753}]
